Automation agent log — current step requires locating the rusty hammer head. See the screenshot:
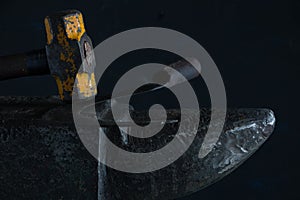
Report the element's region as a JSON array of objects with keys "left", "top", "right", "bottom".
[{"left": 44, "top": 10, "right": 97, "bottom": 101}]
